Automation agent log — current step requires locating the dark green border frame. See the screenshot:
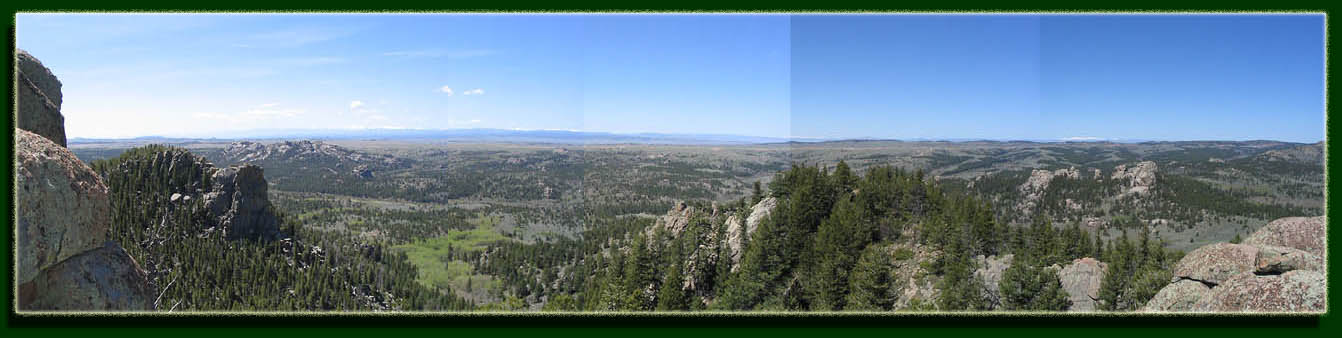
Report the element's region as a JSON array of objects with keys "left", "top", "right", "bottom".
[{"left": 1, "top": 2, "right": 1337, "bottom": 337}]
